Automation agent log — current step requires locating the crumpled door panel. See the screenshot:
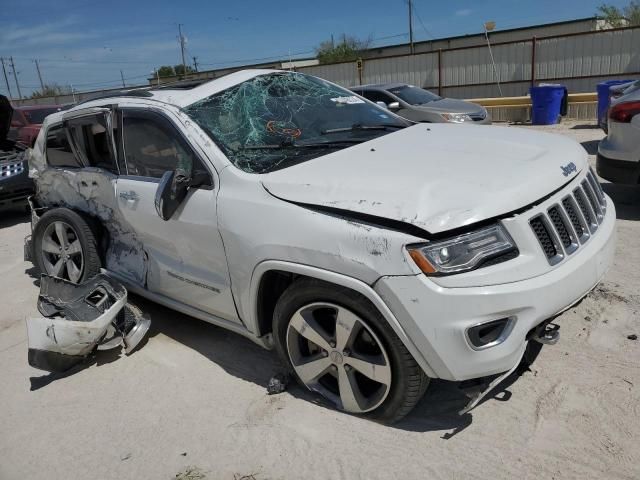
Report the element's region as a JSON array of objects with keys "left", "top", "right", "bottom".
[{"left": 27, "top": 274, "right": 150, "bottom": 372}]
